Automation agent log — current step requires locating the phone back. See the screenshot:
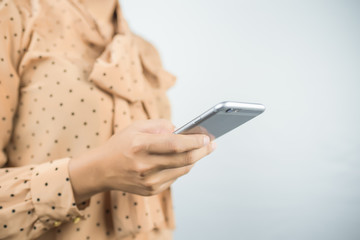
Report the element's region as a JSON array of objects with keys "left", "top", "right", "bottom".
[{"left": 174, "top": 101, "right": 265, "bottom": 140}]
